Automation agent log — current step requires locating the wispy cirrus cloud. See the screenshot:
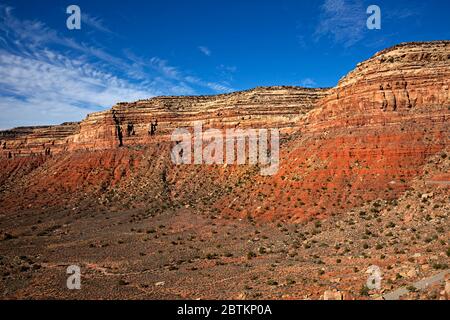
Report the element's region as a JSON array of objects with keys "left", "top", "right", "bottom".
[
  {"left": 0, "top": 48, "right": 155, "bottom": 129},
  {"left": 0, "top": 5, "right": 234, "bottom": 129},
  {"left": 299, "top": 78, "right": 317, "bottom": 88},
  {"left": 314, "top": 0, "right": 367, "bottom": 47},
  {"left": 149, "top": 57, "right": 182, "bottom": 79},
  {"left": 82, "top": 13, "right": 114, "bottom": 34},
  {"left": 148, "top": 57, "right": 234, "bottom": 92},
  {"left": 198, "top": 46, "right": 211, "bottom": 56},
  {"left": 313, "top": 0, "right": 421, "bottom": 48}
]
